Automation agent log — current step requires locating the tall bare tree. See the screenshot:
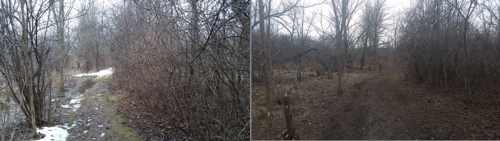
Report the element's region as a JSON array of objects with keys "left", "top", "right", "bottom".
[
  {"left": 258, "top": 0, "right": 274, "bottom": 139},
  {"left": 446, "top": 0, "right": 477, "bottom": 101},
  {"left": 57, "top": 0, "right": 65, "bottom": 97},
  {"left": 330, "top": 0, "right": 361, "bottom": 95},
  {"left": 20, "top": 0, "right": 38, "bottom": 137},
  {"left": 360, "top": 0, "right": 387, "bottom": 69}
]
